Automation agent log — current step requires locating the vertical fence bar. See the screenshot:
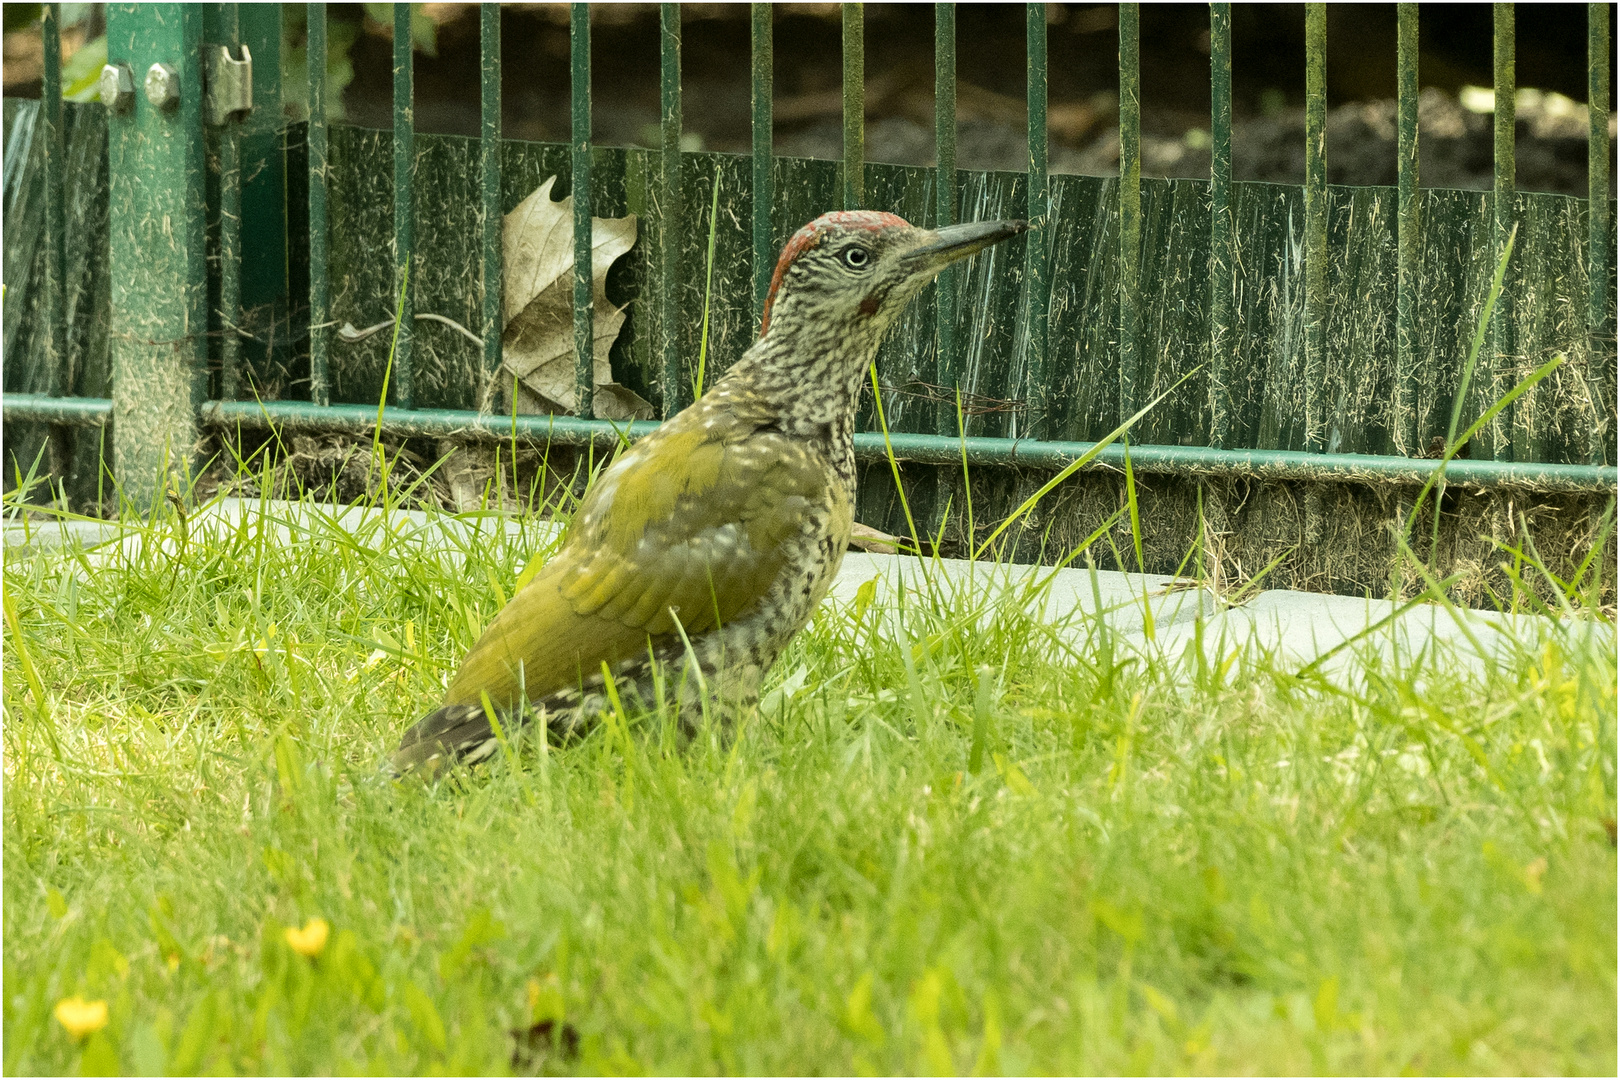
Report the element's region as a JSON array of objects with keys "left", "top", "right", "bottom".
[
  {"left": 843, "top": 3, "right": 864, "bottom": 210},
  {"left": 1025, "top": 2, "right": 1049, "bottom": 440},
  {"left": 1208, "top": 2, "right": 1232, "bottom": 449},
  {"left": 41, "top": 4, "right": 70, "bottom": 486},
  {"left": 1303, "top": 3, "right": 1326, "bottom": 453},
  {"left": 659, "top": 2, "right": 681, "bottom": 414},
  {"left": 572, "top": 2, "right": 594, "bottom": 419},
  {"left": 934, "top": 2, "right": 958, "bottom": 436},
  {"left": 751, "top": 3, "right": 773, "bottom": 325},
  {"left": 306, "top": 3, "right": 329, "bottom": 405},
  {"left": 237, "top": 6, "right": 287, "bottom": 385},
  {"left": 1396, "top": 3, "right": 1419, "bottom": 455},
  {"left": 480, "top": 3, "right": 503, "bottom": 400},
  {"left": 41, "top": 4, "right": 66, "bottom": 394},
  {"left": 1589, "top": 2, "right": 1610, "bottom": 465},
  {"left": 217, "top": 11, "right": 243, "bottom": 402},
  {"left": 392, "top": 2, "right": 415, "bottom": 409},
  {"left": 1118, "top": 2, "right": 1140, "bottom": 423},
  {"left": 1492, "top": 2, "right": 1515, "bottom": 460}
]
